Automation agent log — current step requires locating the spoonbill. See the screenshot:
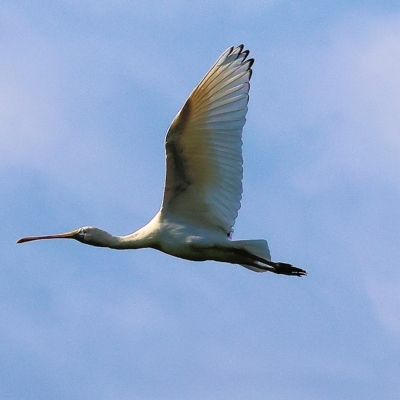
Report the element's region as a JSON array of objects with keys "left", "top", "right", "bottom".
[{"left": 17, "top": 45, "right": 306, "bottom": 276}]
